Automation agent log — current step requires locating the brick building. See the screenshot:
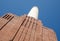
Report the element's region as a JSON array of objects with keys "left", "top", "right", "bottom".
[{"left": 0, "top": 13, "right": 57, "bottom": 41}]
